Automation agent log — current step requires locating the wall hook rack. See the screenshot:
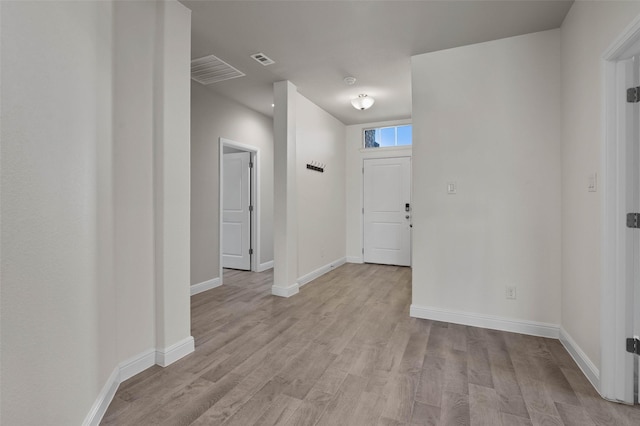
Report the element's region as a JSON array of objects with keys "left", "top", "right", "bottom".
[{"left": 306, "top": 161, "right": 325, "bottom": 173}]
